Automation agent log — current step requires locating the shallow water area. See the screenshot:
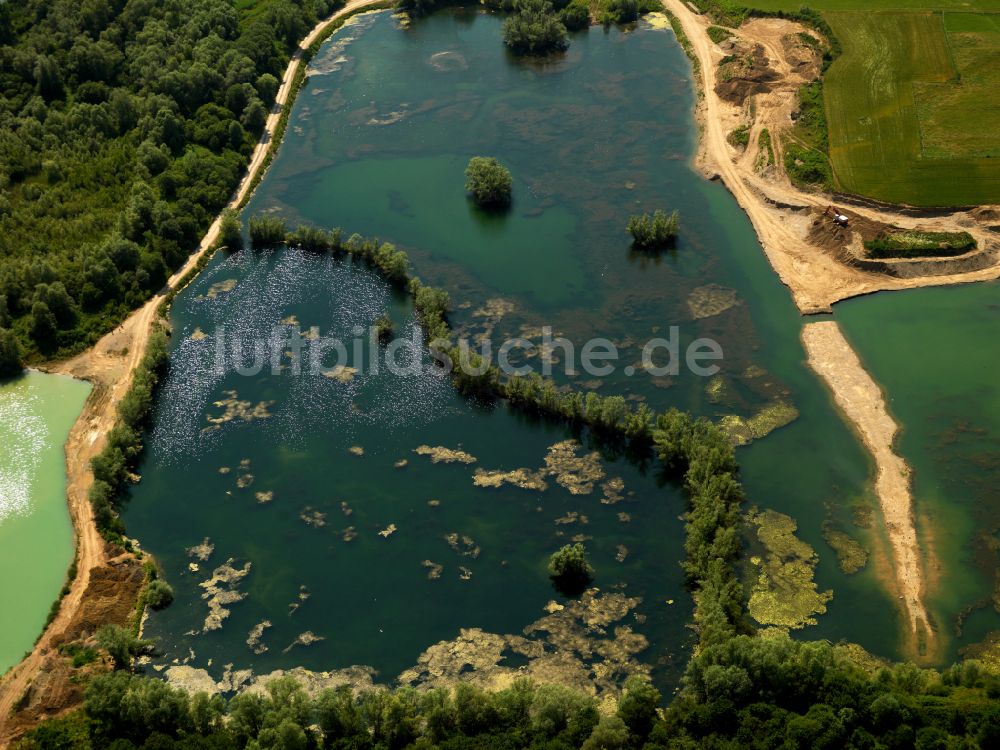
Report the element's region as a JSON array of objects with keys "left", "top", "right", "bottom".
[{"left": 0, "top": 370, "right": 90, "bottom": 674}]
